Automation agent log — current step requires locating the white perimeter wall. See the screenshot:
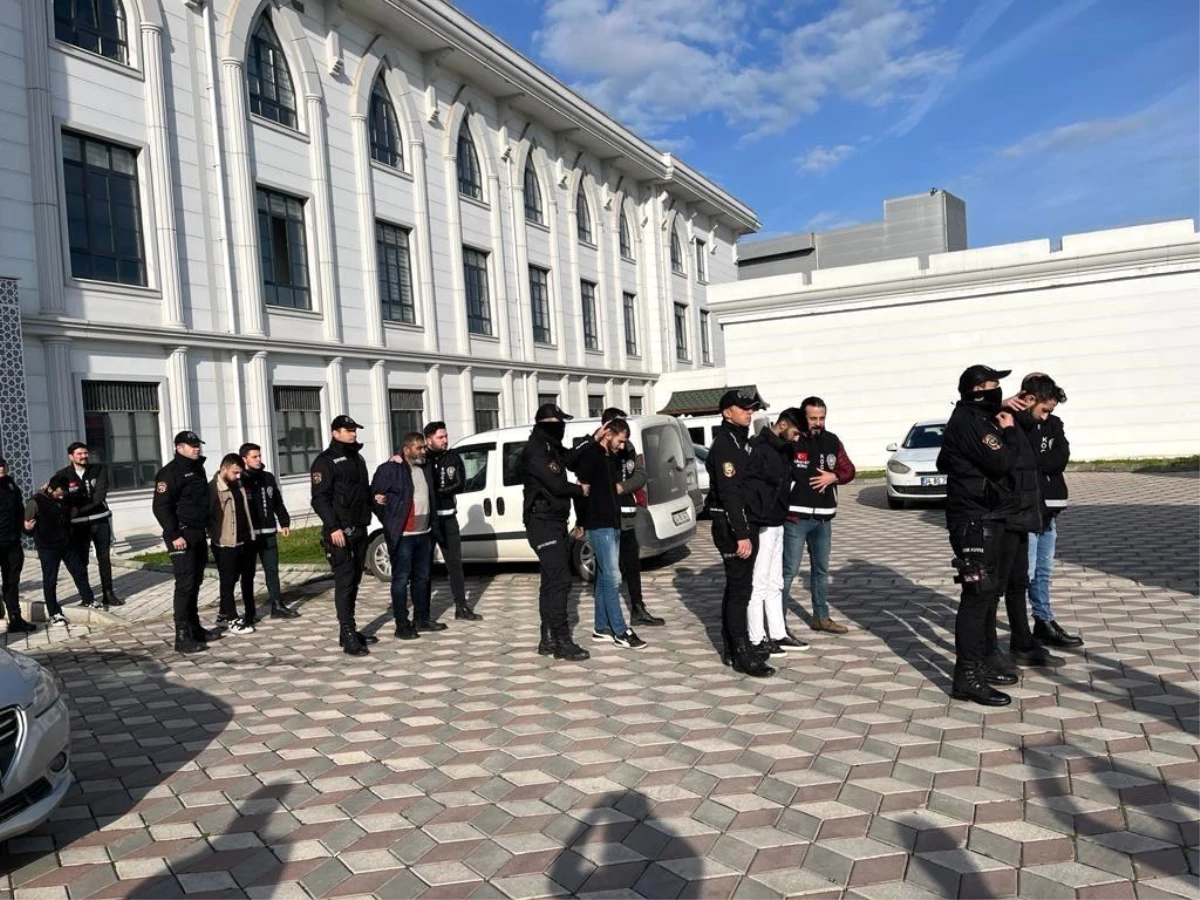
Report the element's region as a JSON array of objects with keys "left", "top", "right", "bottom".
[{"left": 708, "top": 220, "right": 1200, "bottom": 470}]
